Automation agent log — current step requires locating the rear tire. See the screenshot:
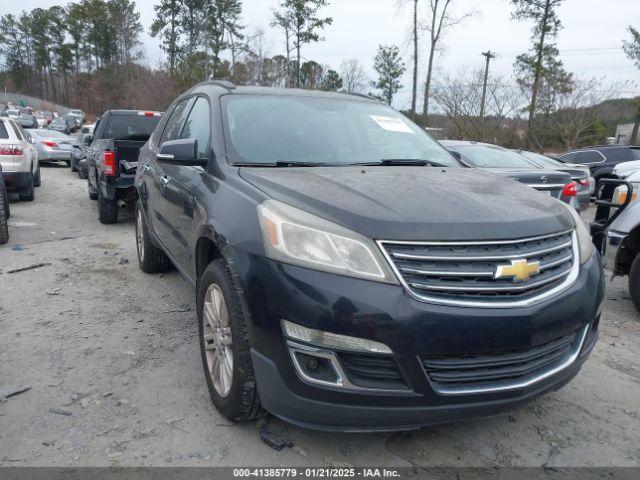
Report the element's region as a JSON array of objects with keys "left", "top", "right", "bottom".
[
  {"left": 0, "top": 175, "right": 9, "bottom": 244},
  {"left": 628, "top": 253, "right": 640, "bottom": 314},
  {"left": 19, "top": 175, "right": 35, "bottom": 202},
  {"left": 33, "top": 164, "right": 41, "bottom": 187},
  {"left": 98, "top": 189, "right": 118, "bottom": 224},
  {"left": 135, "top": 202, "right": 171, "bottom": 273}
]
